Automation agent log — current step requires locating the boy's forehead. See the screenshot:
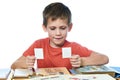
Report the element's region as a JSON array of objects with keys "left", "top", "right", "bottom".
[
  {"left": 48, "top": 17, "right": 68, "bottom": 23},
  {"left": 47, "top": 18, "right": 68, "bottom": 27}
]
